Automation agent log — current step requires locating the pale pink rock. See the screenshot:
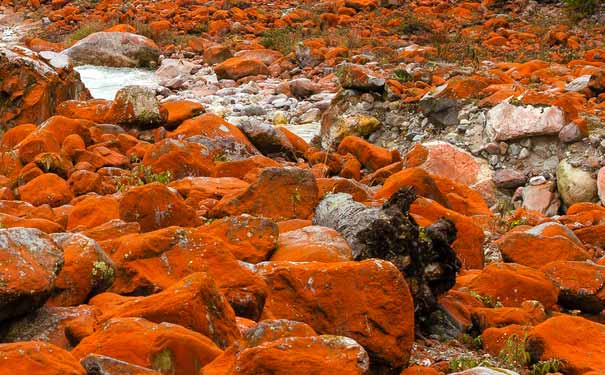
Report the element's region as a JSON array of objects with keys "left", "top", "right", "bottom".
[{"left": 486, "top": 102, "right": 565, "bottom": 142}]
